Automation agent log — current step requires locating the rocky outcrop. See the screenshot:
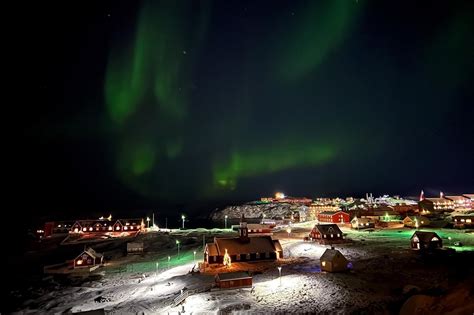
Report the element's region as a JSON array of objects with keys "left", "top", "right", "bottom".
[{"left": 210, "top": 202, "right": 307, "bottom": 221}]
